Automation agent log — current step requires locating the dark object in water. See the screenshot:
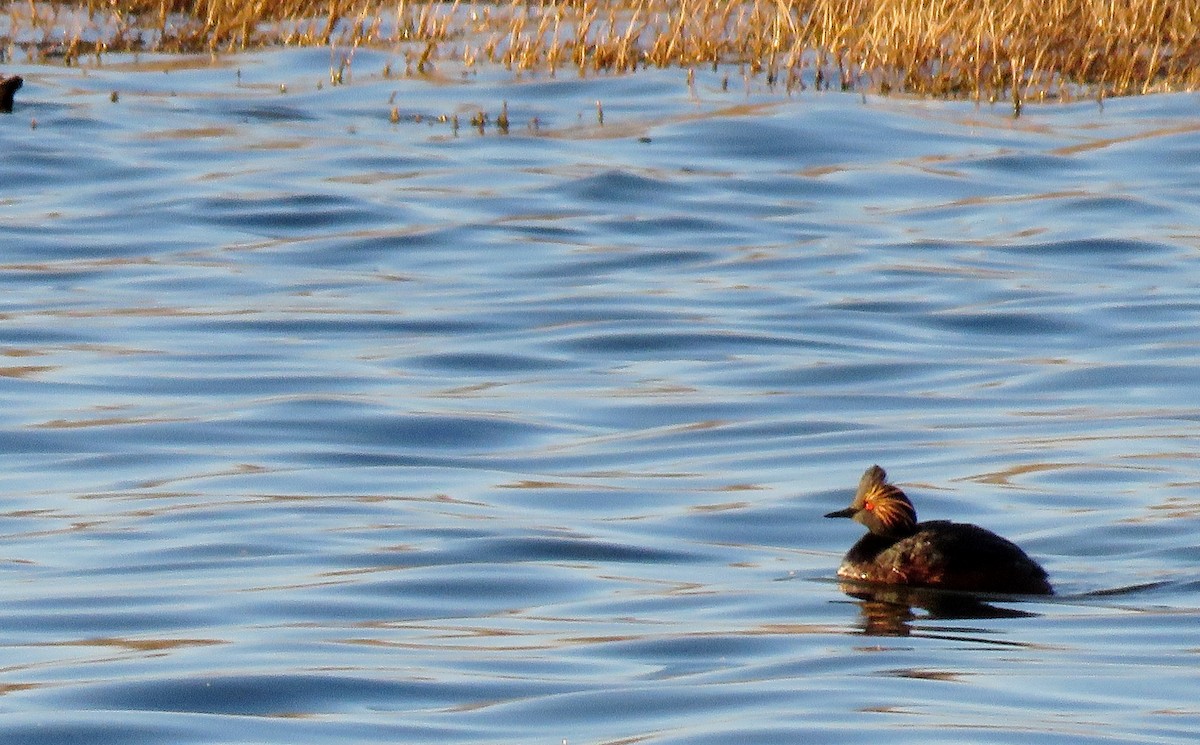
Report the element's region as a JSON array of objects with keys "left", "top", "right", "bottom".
[
  {"left": 1, "top": 75, "right": 22, "bottom": 113},
  {"left": 825, "top": 465, "right": 1053, "bottom": 595}
]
